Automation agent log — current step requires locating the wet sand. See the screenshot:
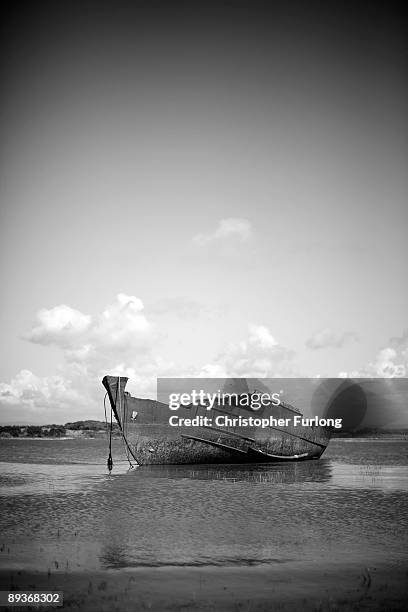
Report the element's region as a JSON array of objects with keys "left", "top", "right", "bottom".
[
  {"left": 1, "top": 439, "right": 407, "bottom": 610},
  {"left": 2, "top": 562, "right": 407, "bottom": 611}
]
